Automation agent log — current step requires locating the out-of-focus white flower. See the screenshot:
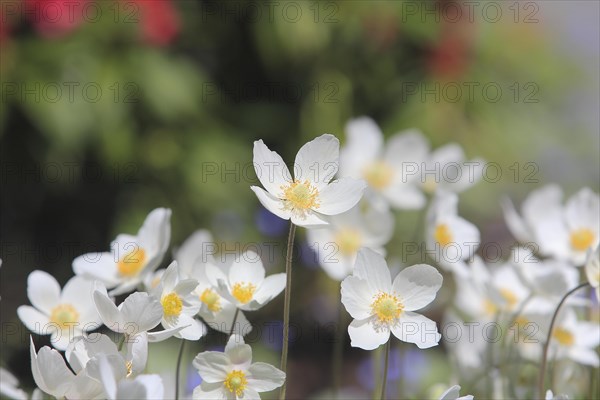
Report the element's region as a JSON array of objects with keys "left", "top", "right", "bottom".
[
  {"left": 545, "top": 389, "right": 570, "bottom": 400},
  {"left": 207, "top": 251, "right": 286, "bottom": 311},
  {"left": 341, "top": 248, "right": 442, "bottom": 350},
  {"left": 96, "top": 354, "right": 164, "bottom": 400},
  {"left": 17, "top": 271, "right": 101, "bottom": 350},
  {"left": 0, "top": 368, "right": 28, "bottom": 400},
  {"left": 152, "top": 262, "right": 206, "bottom": 340},
  {"left": 307, "top": 200, "right": 394, "bottom": 281},
  {"left": 251, "top": 134, "right": 366, "bottom": 227},
  {"left": 547, "top": 308, "right": 600, "bottom": 367},
  {"left": 73, "top": 208, "right": 171, "bottom": 295},
  {"left": 338, "top": 117, "right": 430, "bottom": 210},
  {"left": 437, "top": 384, "right": 474, "bottom": 400},
  {"left": 426, "top": 190, "right": 480, "bottom": 277},
  {"left": 174, "top": 229, "right": 216, "bottom": 279},
  {"left": 192, "top": 335, "right": 285, "bottom": 399},
  {"left": 585, "top": 246, "right": 599, "bottom": 298},
  {"left": 503, "top": 186, "right": 599, "bottom": 265}
]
